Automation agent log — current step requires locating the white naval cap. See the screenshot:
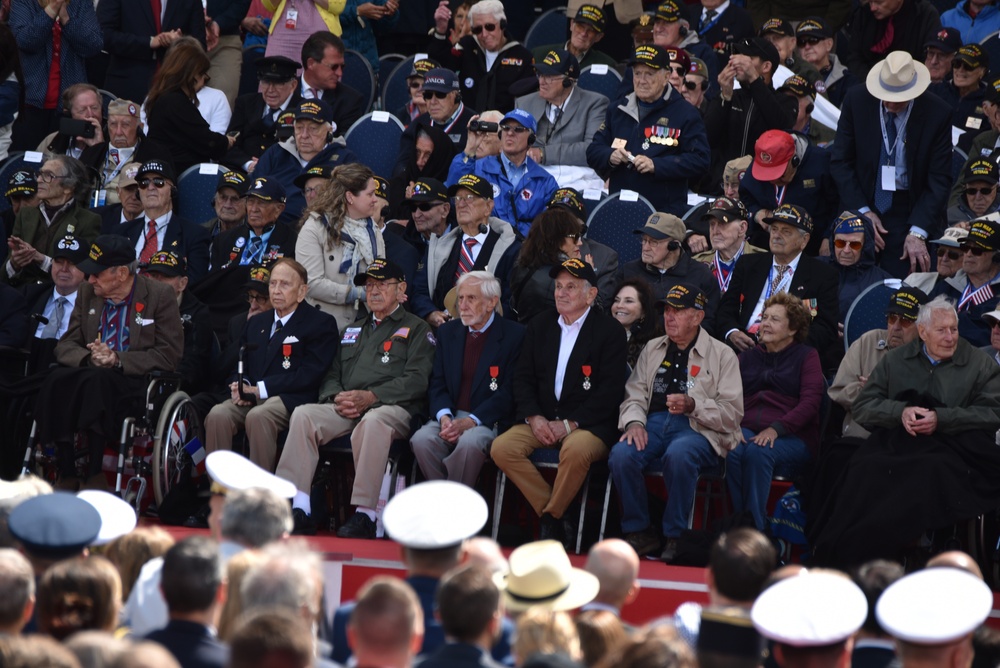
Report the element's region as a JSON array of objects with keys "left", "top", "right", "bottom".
[
  {"left": 205, "top": 451, "right": 296, "bottom": 499},
  {"left": 752, "top": 571, "right": 868, "bottom": 647},
  {"left": 77, "top": 490, "right": 138, "bottom": 546},
  {"left": 876, "top": 568, "right": 992, "bottom": 645},
  {"left": 382, "top": 480, "right": 488, "bottom": 549}
]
